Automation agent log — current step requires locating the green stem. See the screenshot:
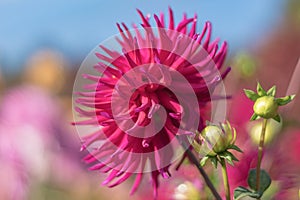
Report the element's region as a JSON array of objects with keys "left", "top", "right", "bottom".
[
  {"left": 256, "top": 119, "right": 268, "bottom": 196},
  {"left": 220, "top": 158, "right": 231, "bottom": 200},
  {"left": 185, "top": 148, "right": 222, "bottom": 200}
]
